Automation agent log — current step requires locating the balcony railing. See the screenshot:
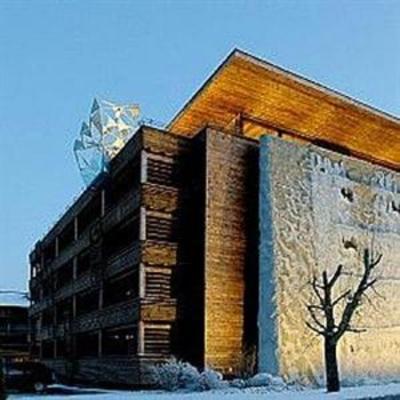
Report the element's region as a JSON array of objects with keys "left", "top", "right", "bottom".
[
  {"left": 29, "top": 297, "right": 53, "bottom": 317},
  {"left": 37, "top": 326, "right": 54, "bottom": 341},
  {"left": 72, "top": 299, "right": 139, "bottom": 334},
  {"left": 33, "top": 190, "right": 140, "bottom": 278},
  {"left": 29, "top": 243, "right": 140, "bottom": 319},
  {"left": 54, "top": 272, "right": 95, "bottom": 302},
  {"left": 51, "top": 230, "right": 91, "bottom": 272},
  {"left": 105, "top": 243, "right": 140, "bottom": 278},
  {"left": 102, "top": 190, "right": 140, "bottom": 232}
]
